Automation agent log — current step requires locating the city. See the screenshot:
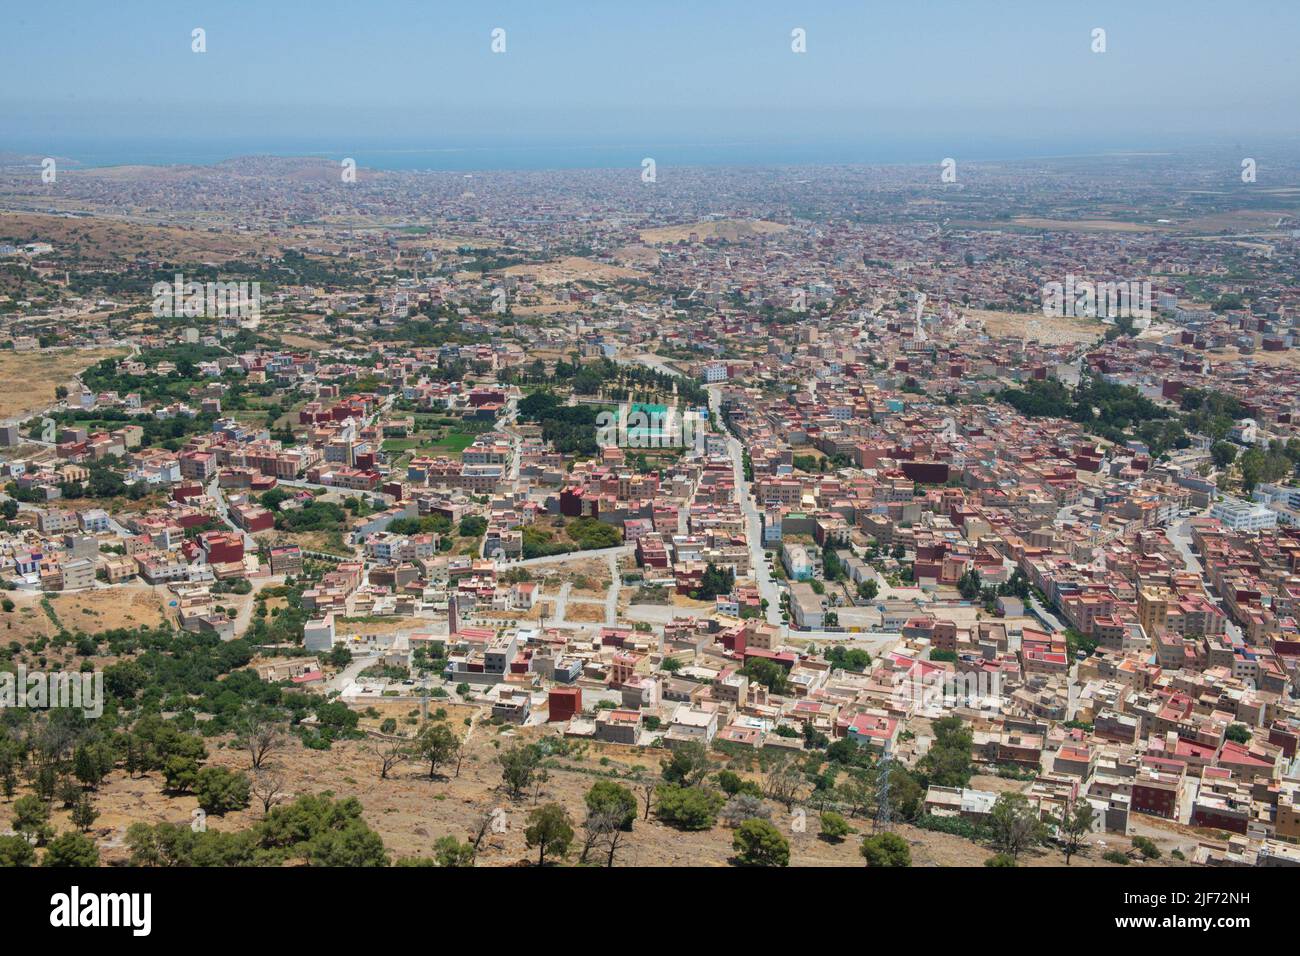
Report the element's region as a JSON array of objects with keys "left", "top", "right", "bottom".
[{"left": 0, "top": 0, "right": 1289, "bottom": 933}]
